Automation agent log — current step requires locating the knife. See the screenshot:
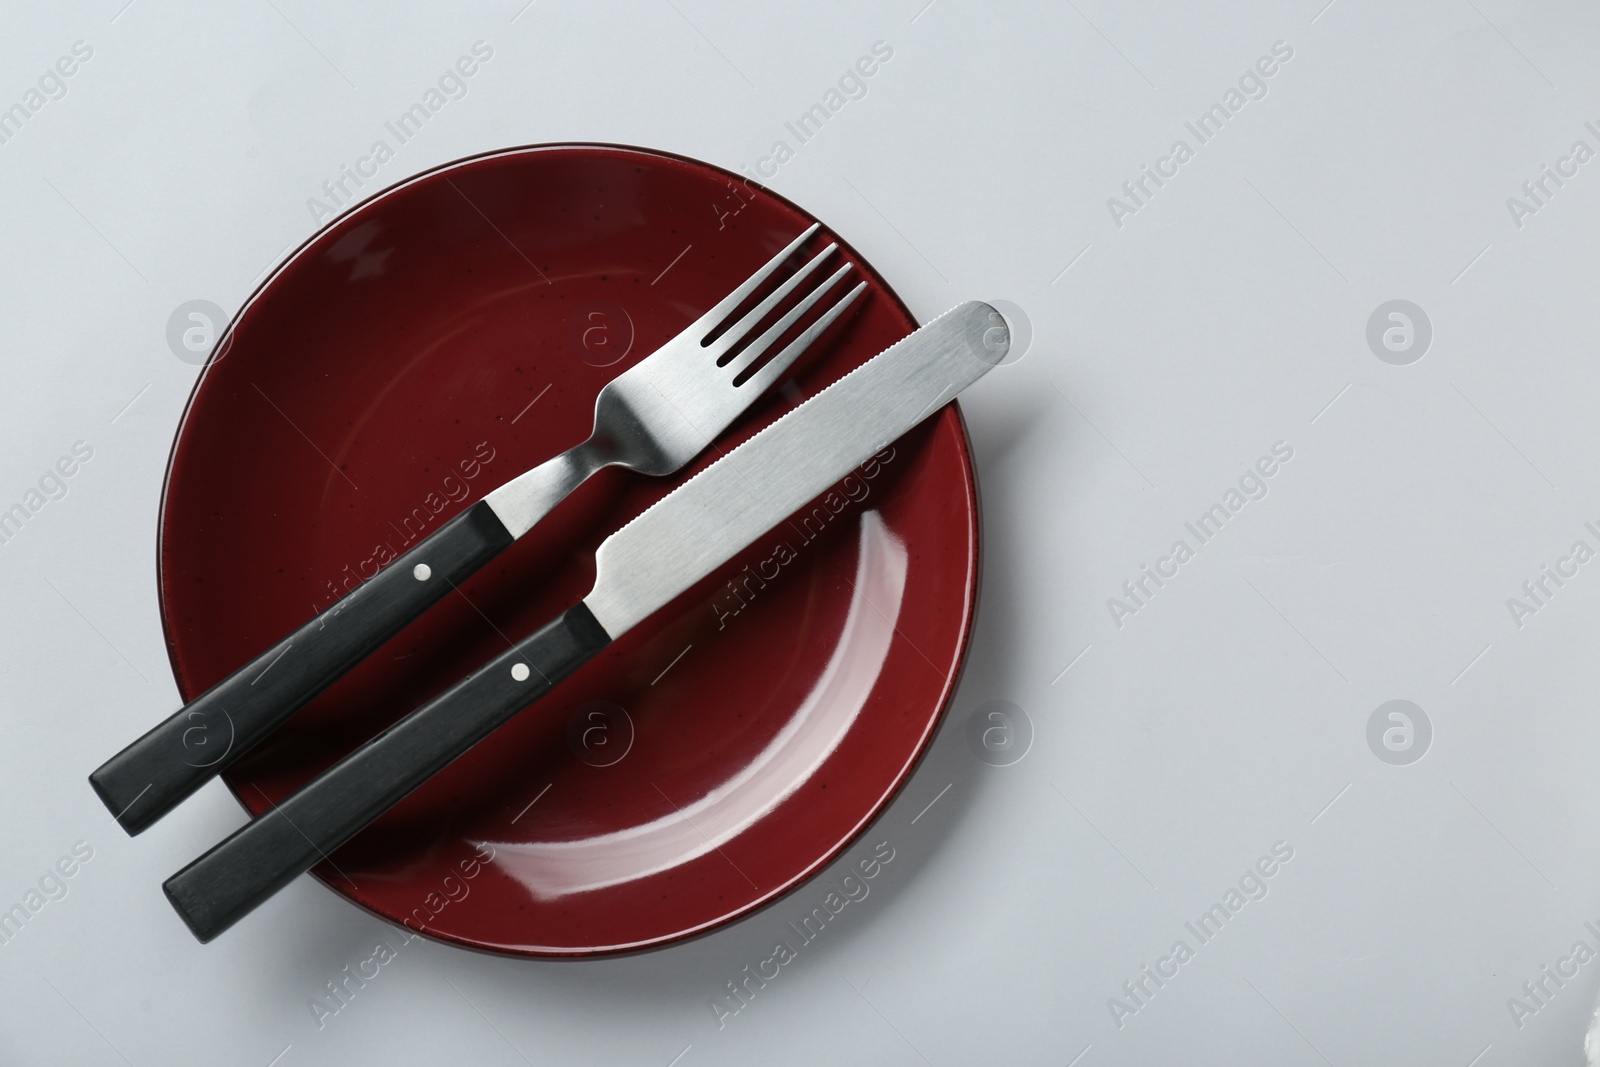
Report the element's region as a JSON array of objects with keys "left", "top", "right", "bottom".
[{"left": 162, "top": 300, "right": 1010, "bottom": 942}]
